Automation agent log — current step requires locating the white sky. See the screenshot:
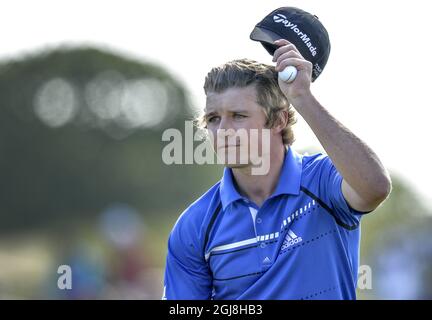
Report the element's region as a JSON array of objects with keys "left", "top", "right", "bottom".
[{"left": 1, "top": 0, "right": 431, "bottom": 208}]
